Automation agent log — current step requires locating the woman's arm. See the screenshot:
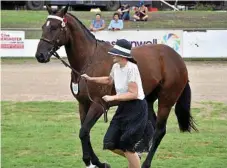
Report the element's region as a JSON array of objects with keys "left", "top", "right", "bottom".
[
  {"left": 119, "top": 20, "right": 124, "bottom": 29},
  {"left": 81, "top": 74, "right": 113, "bottom": 85},
  {"left": 98, "top": 20, "right": 106, "bottom": 30},
  {"left": 90, "top": 20, "right": 94, "bottom": 30},
  {"left": 108, "top": 20, "right": 113, "bottom": 30},
  {"left": 102, "top": 82, "right": 138, "bottom": 102}
]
